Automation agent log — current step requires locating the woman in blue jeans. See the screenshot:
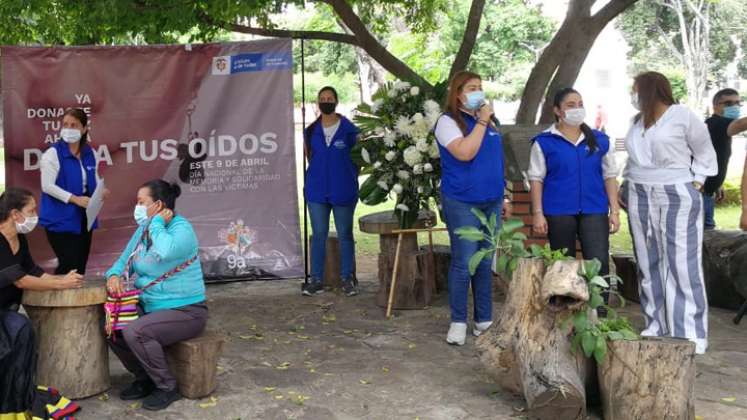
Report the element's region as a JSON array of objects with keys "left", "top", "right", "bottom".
[
  {"left": 434, "top": 71, "right": 505, "bottom": 345},
  {"left": 303, "top": 86, "right": 360, "bottom": 297}
]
